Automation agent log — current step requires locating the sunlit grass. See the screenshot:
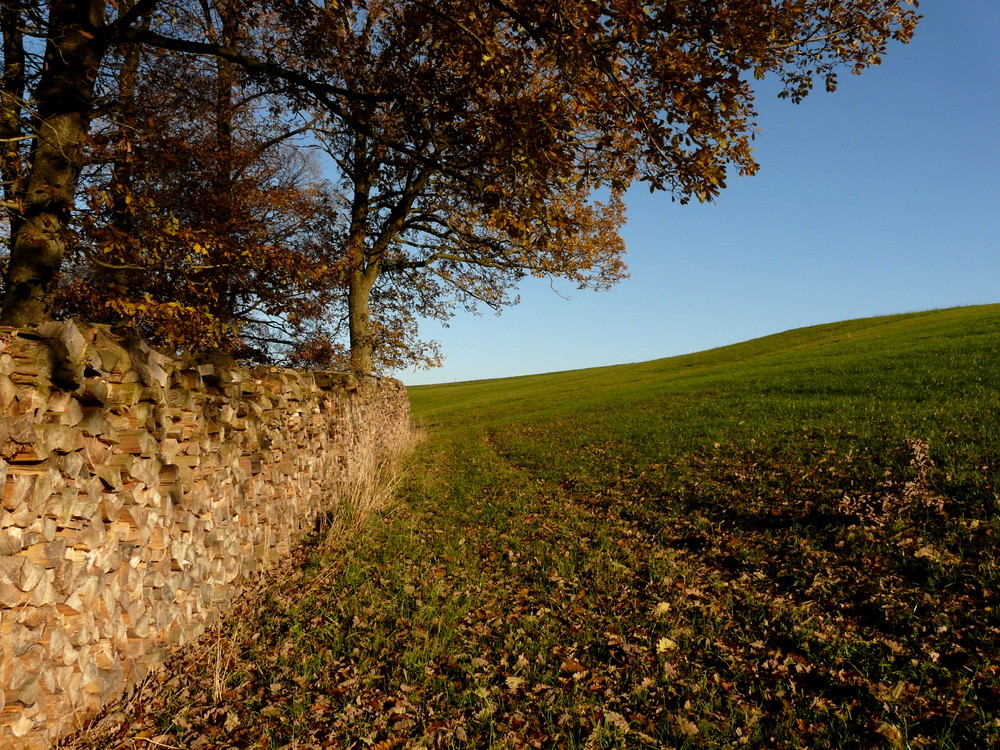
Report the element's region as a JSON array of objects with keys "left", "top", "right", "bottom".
[{"left": 66, "top": 304, "right": 1000, "bottom": 749}]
